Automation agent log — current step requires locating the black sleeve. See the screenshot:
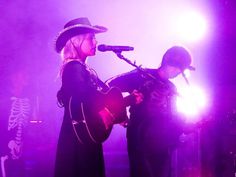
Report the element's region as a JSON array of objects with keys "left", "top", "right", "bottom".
[{"left": 108, "top": 69, "right": 144, "bottom": 93}]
